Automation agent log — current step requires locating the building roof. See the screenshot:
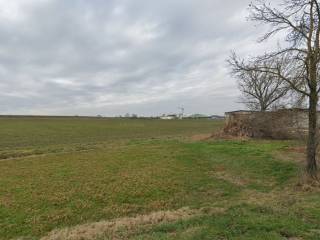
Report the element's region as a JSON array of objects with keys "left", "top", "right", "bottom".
[
  {"left": 225, "top": 110, "right": 258, "bottom": 114},
  {"left": 225, "top": 108, "right": 311, "bottom": 115}
]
